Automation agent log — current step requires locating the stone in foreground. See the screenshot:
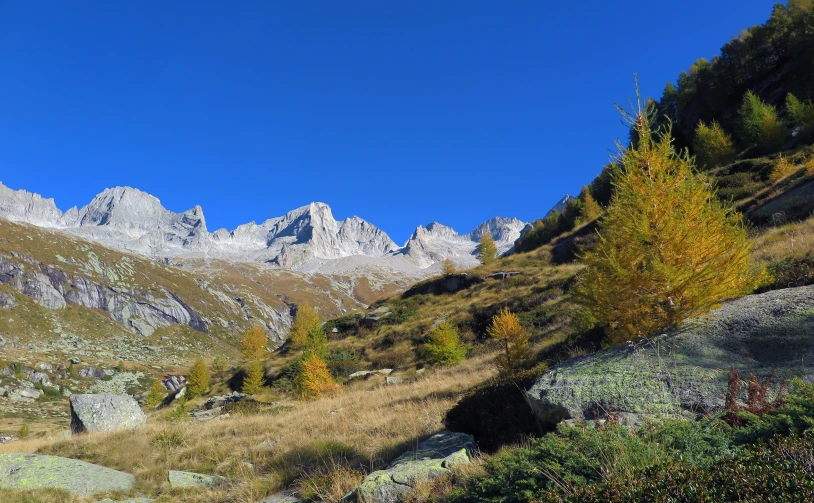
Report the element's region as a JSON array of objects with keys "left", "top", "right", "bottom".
[
  {"left": 168, "top": 470, "right": 230, "bottom": 488},
  {"left": 260, "top": 491, "right": 301, "bottom": 502},
  {"left": 70, "top": 393, "right": 147, "bottom": 434},
  {"left": 345, "top": 431, "right": 475, "bottom": 503},
  {"left": 0, "top": 453, "right": 135, "bottom": 496},
  {"left": 527, "top": 285, "right": 814, "bottom": 424}
]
